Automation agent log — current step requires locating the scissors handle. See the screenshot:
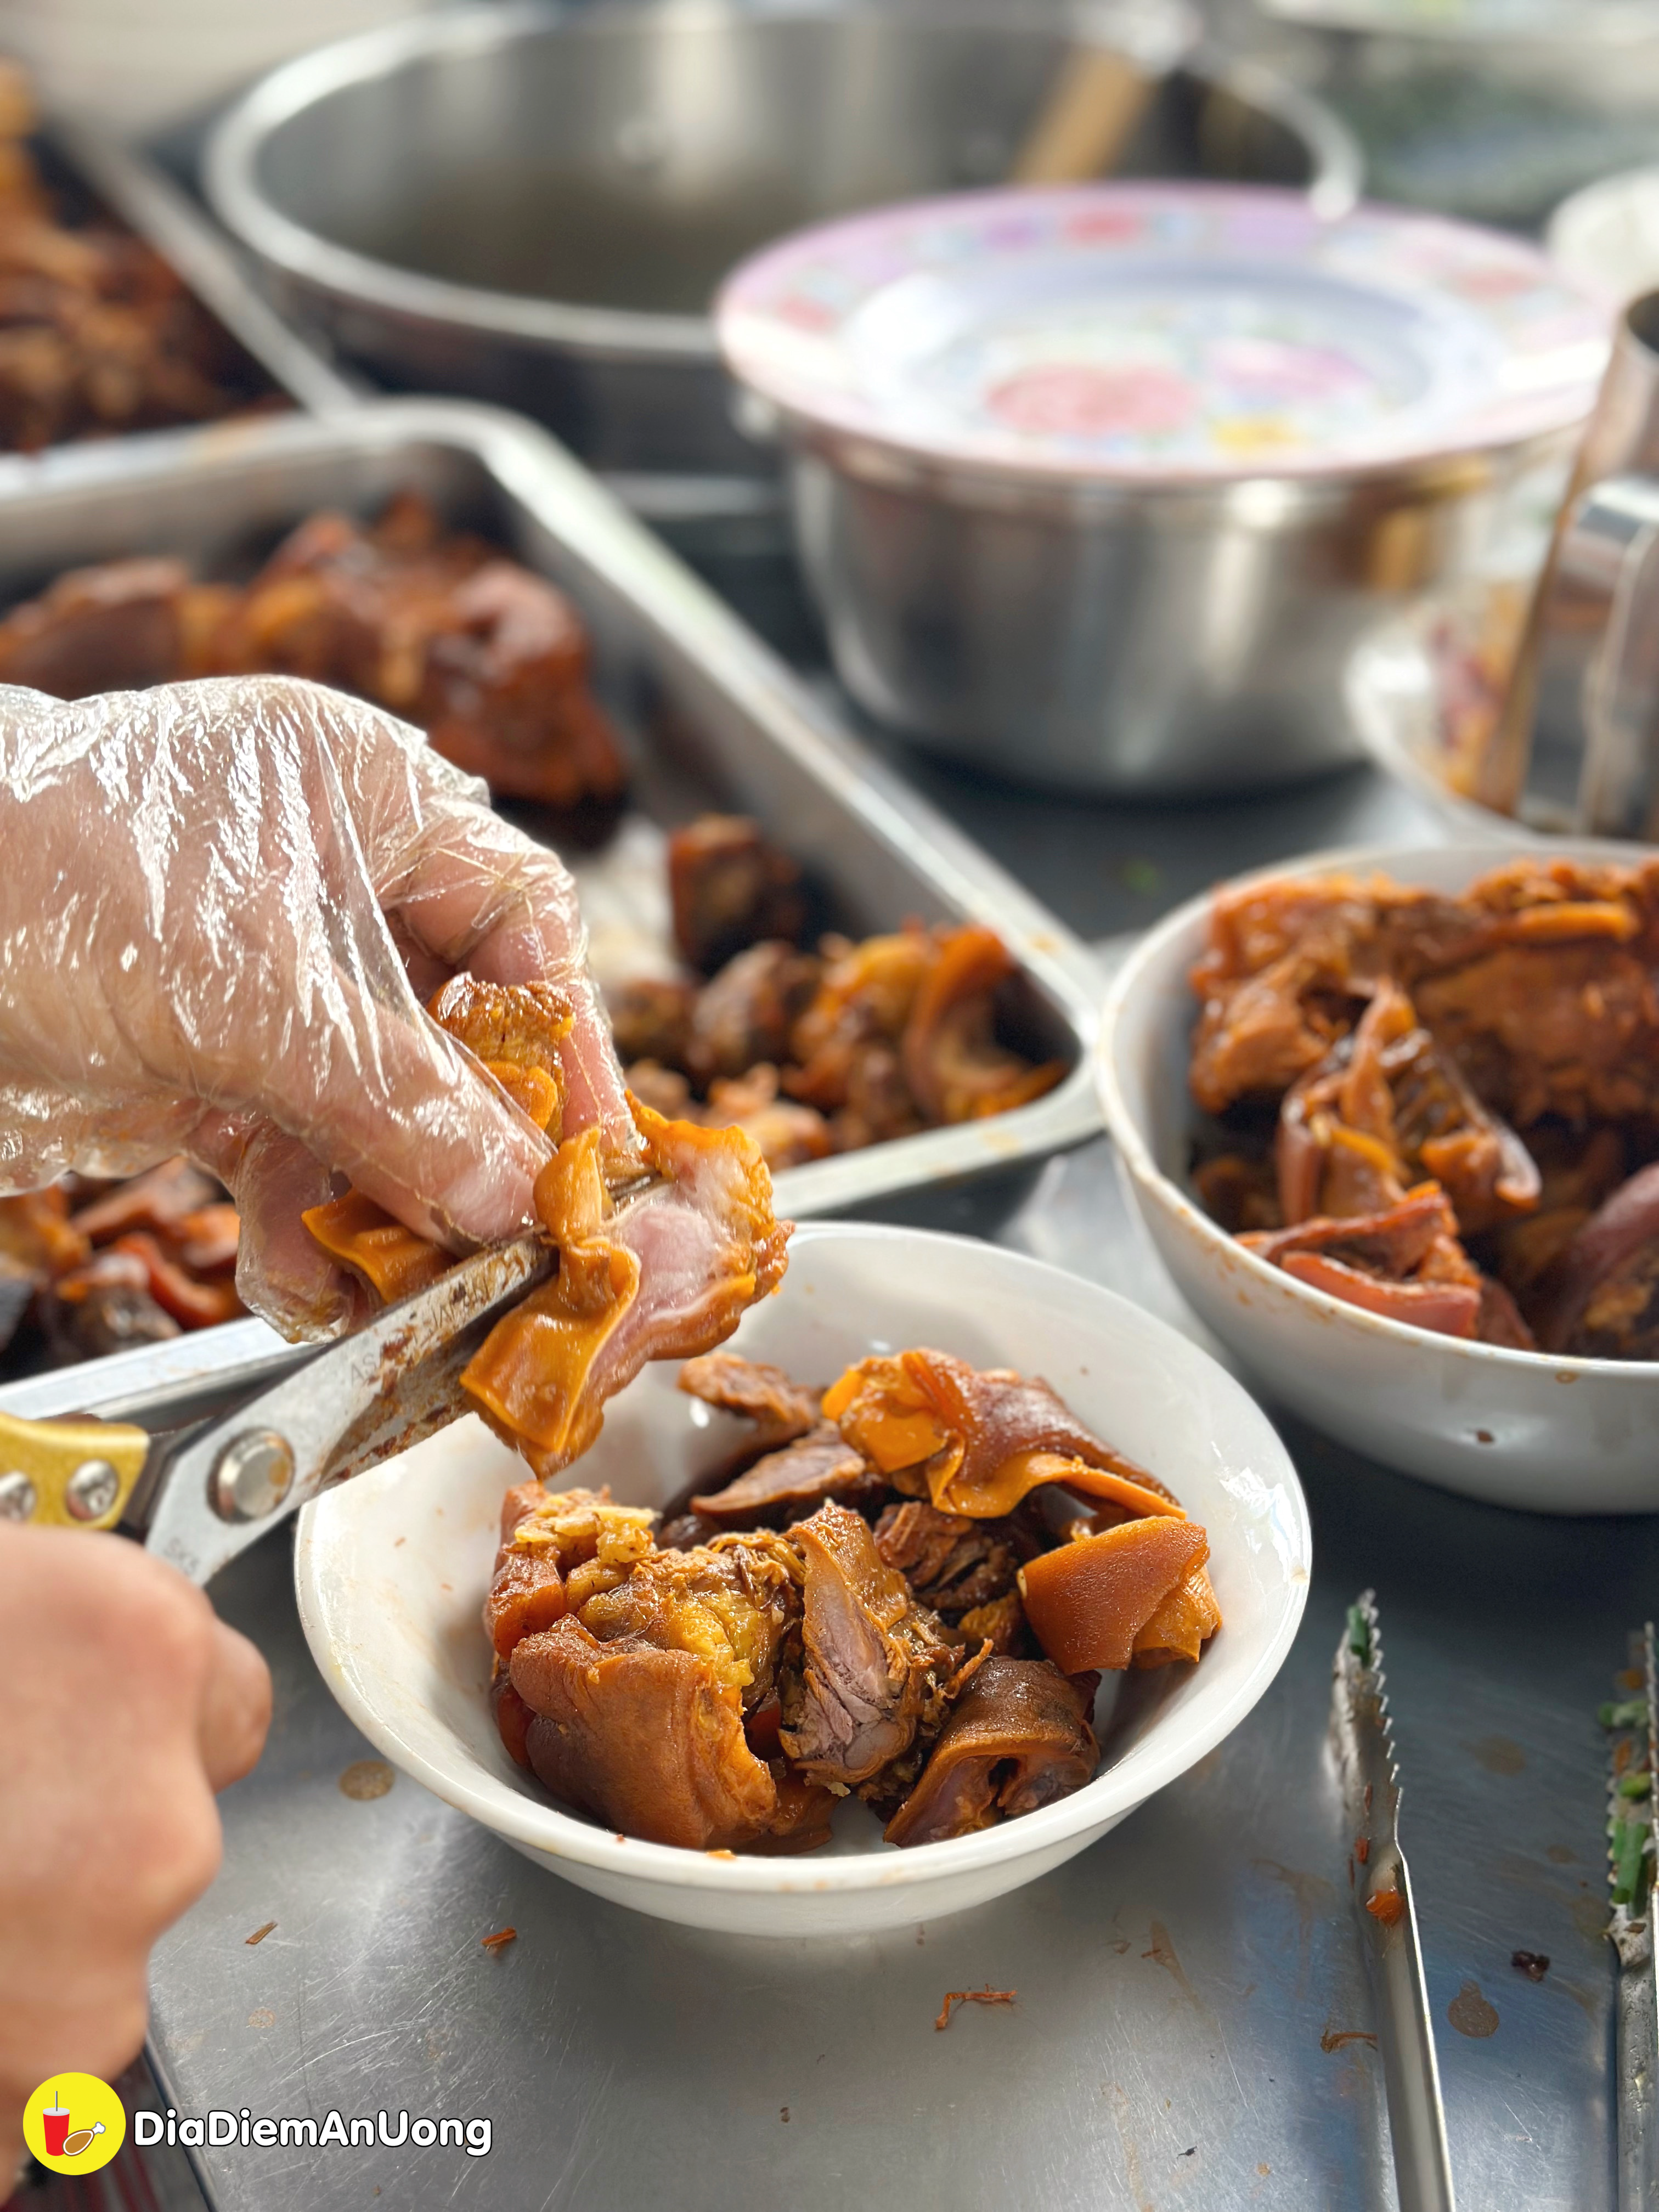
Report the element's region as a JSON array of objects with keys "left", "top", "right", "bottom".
[{"left": 0, "top": 1409, "right": 151, "bottom": 1531}]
